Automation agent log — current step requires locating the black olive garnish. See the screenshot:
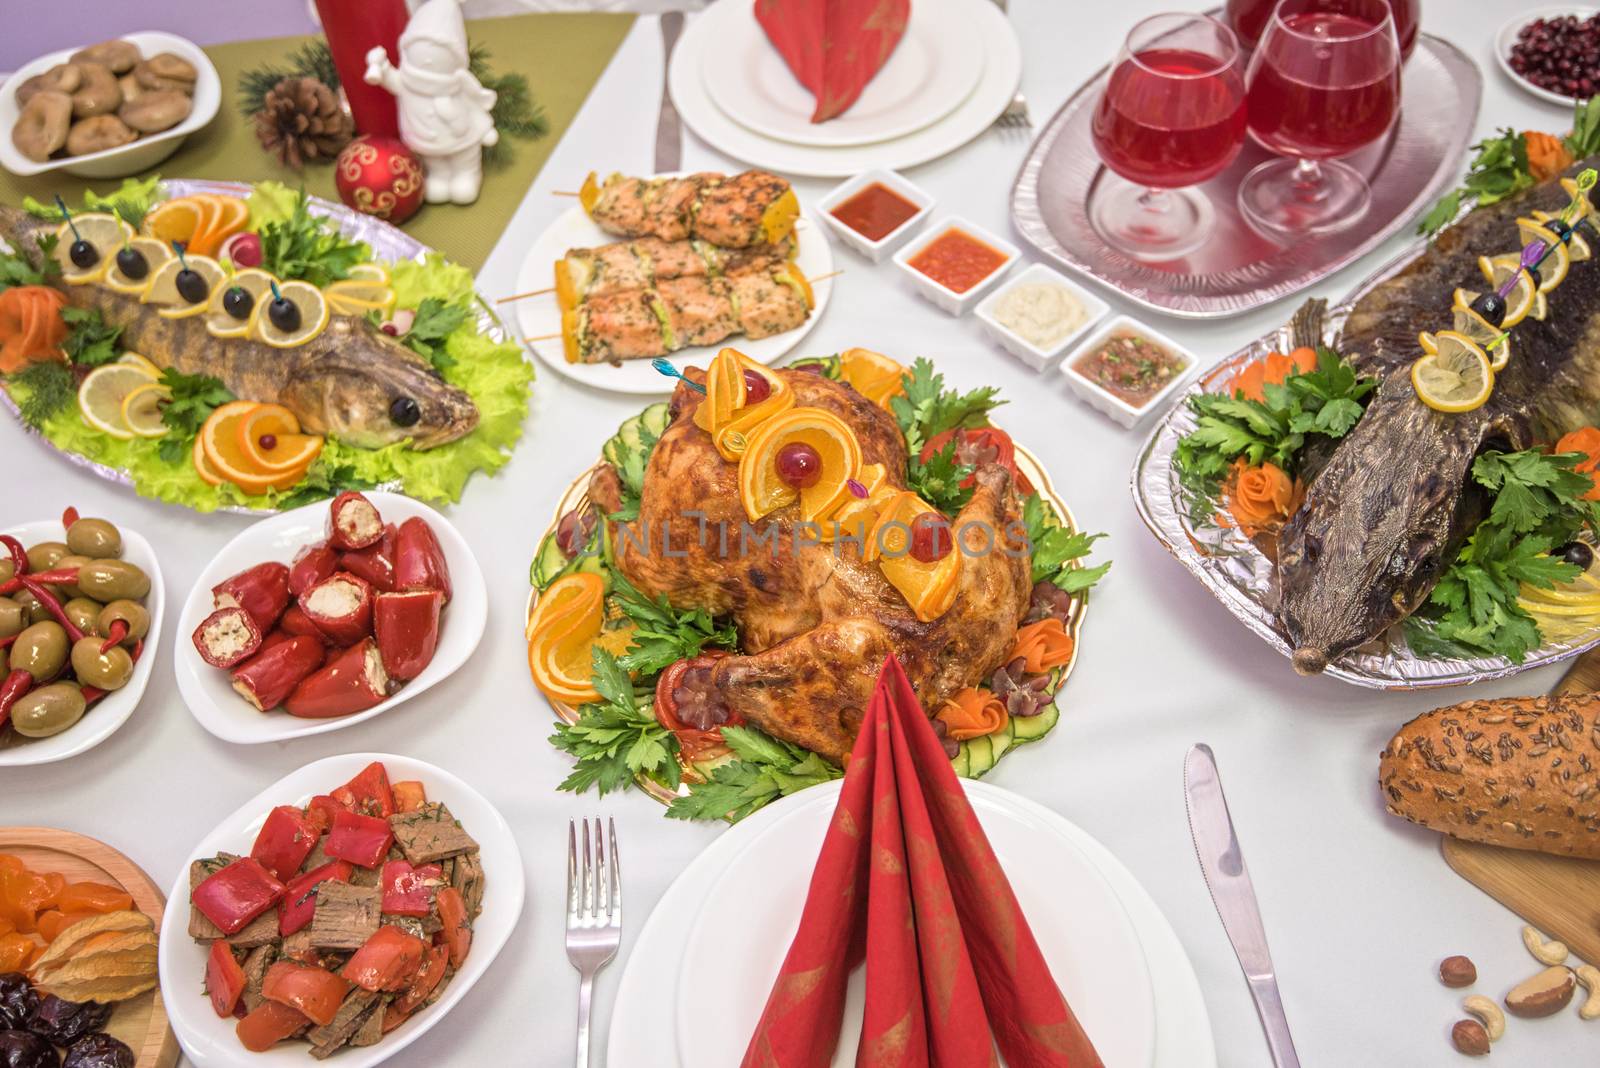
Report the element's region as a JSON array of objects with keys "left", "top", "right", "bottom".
[
  {"left": 268, "top": 295, "right": 301, "bottom": 332},
  {"left": 222, "top": 286, "right": 254, "bottom": 321},
  {"left": 1470, "top": 291, "right": 1507, "bottom": 327},
  {"left": 175, "top": 269, "right": 208, "bottom": 304},
  {"left": 115, "top": 245, "right": 148, "bottom": 280},
  {"left": 69, "top": 239, "right": 98, "bottom": 269},
  {"left": 1557, "top": 541, "right": 1594, "bottom": 570},
  {"left": 390, "top": 396, "right": 420, "bottom": 427}
]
